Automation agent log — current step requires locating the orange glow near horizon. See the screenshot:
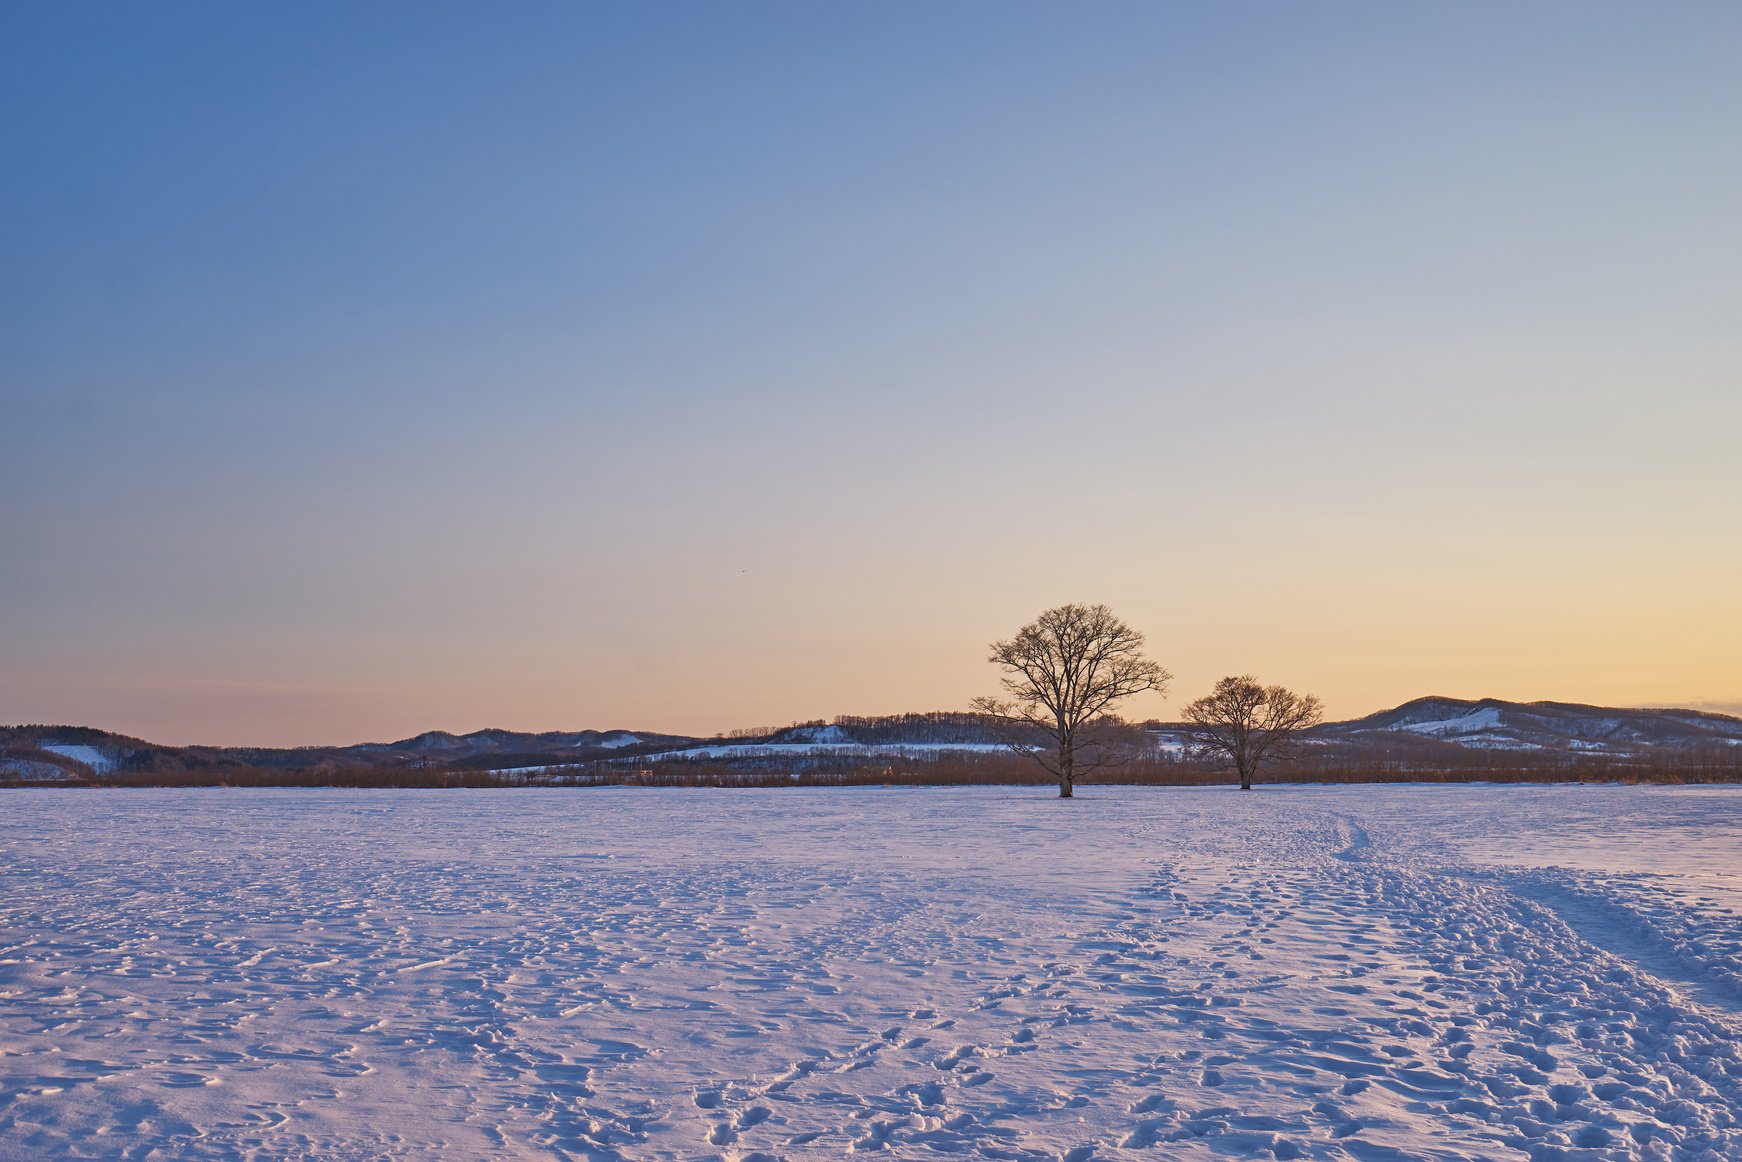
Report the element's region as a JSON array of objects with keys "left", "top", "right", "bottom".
[{"left": 6, "top": 6, "right": 1739, "bottom": 746}]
